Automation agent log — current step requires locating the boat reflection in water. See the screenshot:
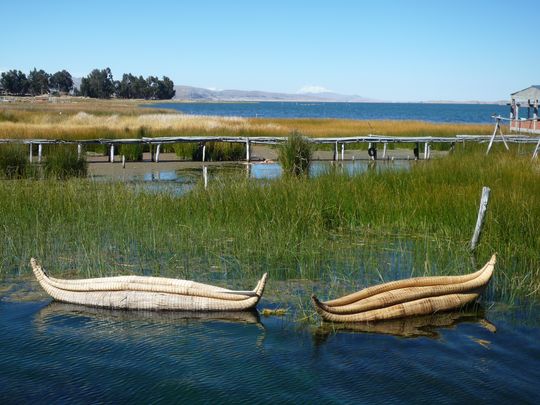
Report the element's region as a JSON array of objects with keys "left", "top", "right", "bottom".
[
  {"left": 314, "top": 308, "right": 497, "bottom": 340},
  {"left": 34, "top": 301, "right": 263, "bottom": 336}
]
